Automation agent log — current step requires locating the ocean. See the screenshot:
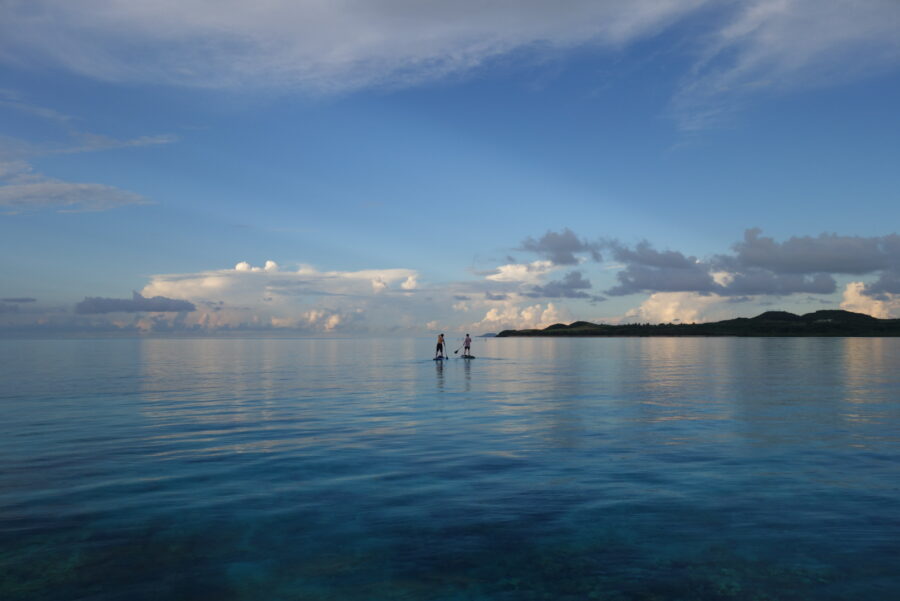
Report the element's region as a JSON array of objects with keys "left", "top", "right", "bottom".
[{"left": 2, "top": 336, "right": 899, "bottom": 600}]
